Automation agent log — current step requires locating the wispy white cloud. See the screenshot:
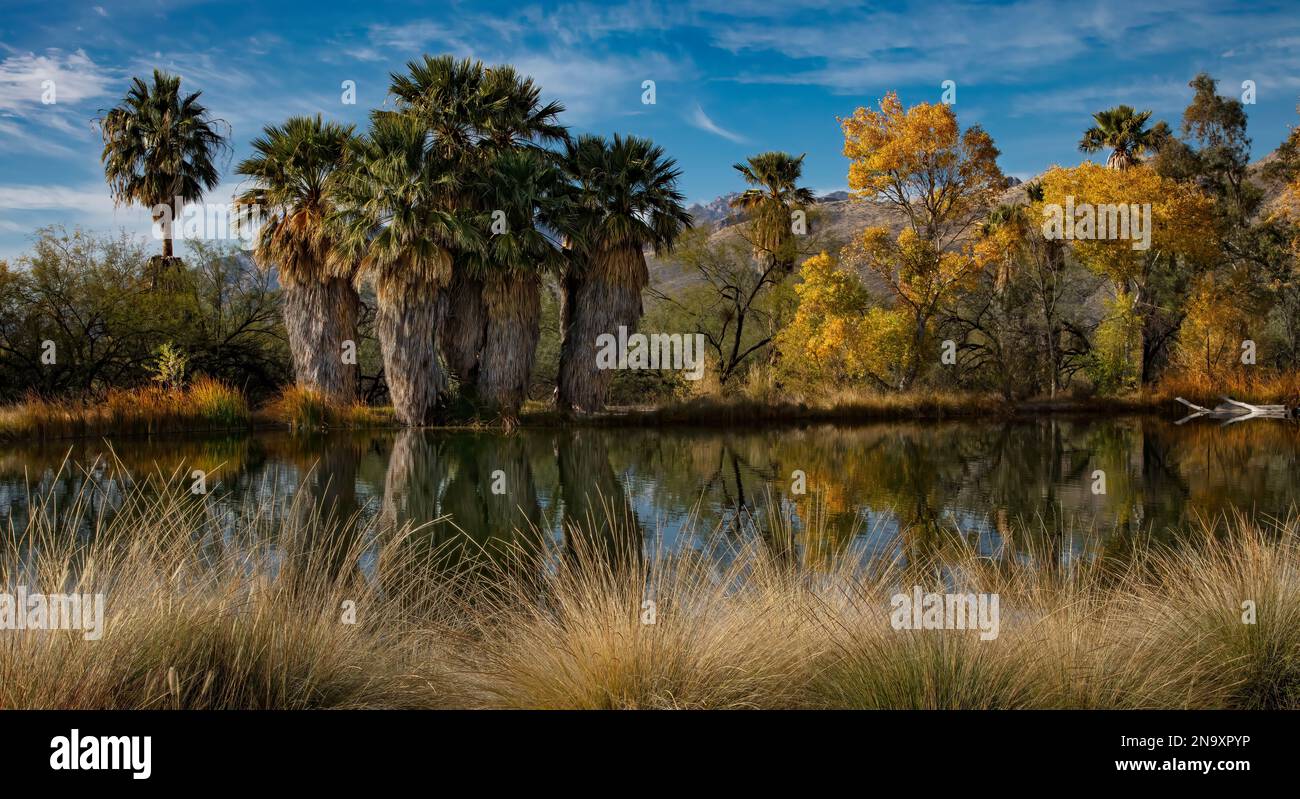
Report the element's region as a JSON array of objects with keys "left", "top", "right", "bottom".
[
  {"left": 688, "top": 102, "right": 747, "bottom": 143},
  {"left": 0, "top": 49, "right": 117, "bottom": 112}
]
